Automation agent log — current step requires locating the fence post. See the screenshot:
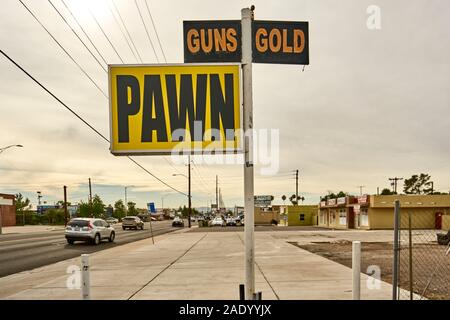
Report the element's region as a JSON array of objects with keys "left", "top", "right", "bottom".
[
  {"left": 392, "top": 200, "right": 400, "bottom": 300},
  {"left": 81, "top": 254, "right": 90, "bottom": 300},
  {"left": 352, "top": 241, "right": 361, "bottom": 300},
  {"left": 408, "top": 212, "right": 413, "bottom": 300}
]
